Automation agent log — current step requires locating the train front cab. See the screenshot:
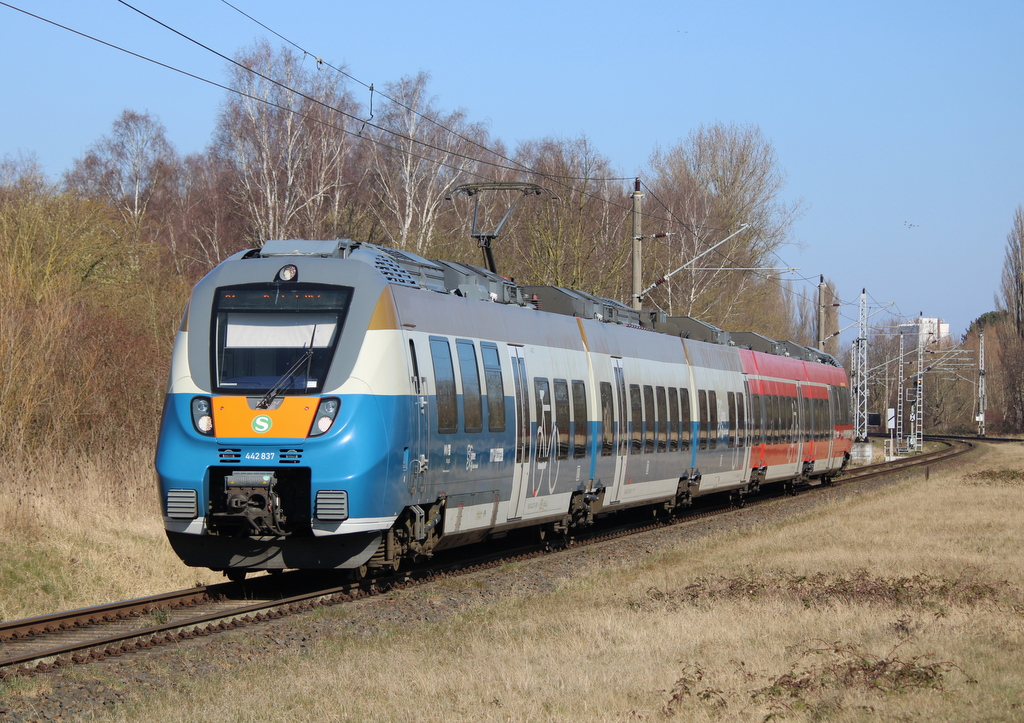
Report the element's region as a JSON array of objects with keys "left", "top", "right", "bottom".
[{"left": 157, "top": 253, "right": 406, "bottom": 573}]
